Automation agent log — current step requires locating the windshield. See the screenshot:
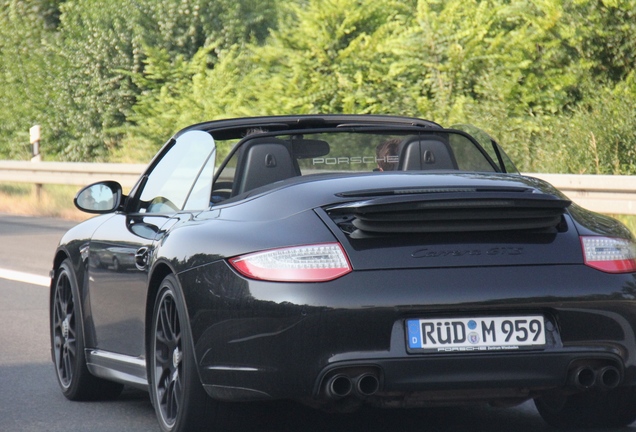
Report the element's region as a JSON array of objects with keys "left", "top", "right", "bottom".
[{"left": 212, "top": 129, "right": 505, "bottom": 201}]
